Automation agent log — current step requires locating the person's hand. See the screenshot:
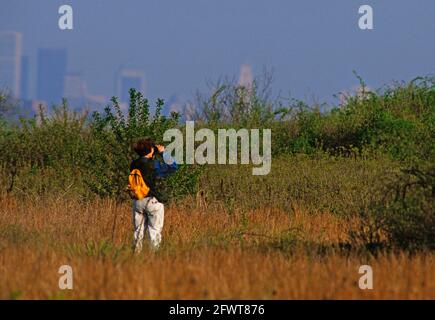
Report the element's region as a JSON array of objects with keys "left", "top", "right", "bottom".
[{"left": 156, "top": 144, "right": 165, "bottom": 153}]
